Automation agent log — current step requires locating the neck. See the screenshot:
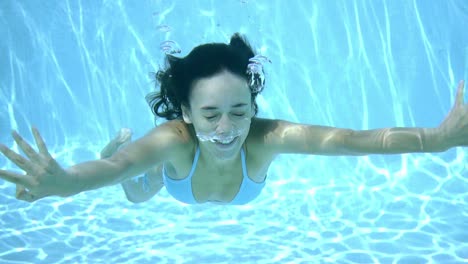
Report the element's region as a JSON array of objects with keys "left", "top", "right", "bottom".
[{"left": 198, "top": 142, "right": 242, "bottom": 170}]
